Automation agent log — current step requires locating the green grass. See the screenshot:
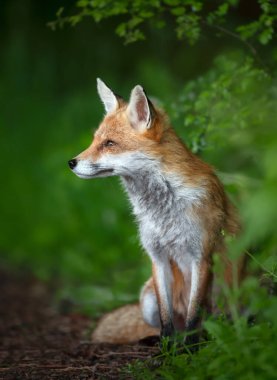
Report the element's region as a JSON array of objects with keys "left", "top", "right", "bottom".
[{"left": 126, "top": 311, "right": 277, "bottom": 380}]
